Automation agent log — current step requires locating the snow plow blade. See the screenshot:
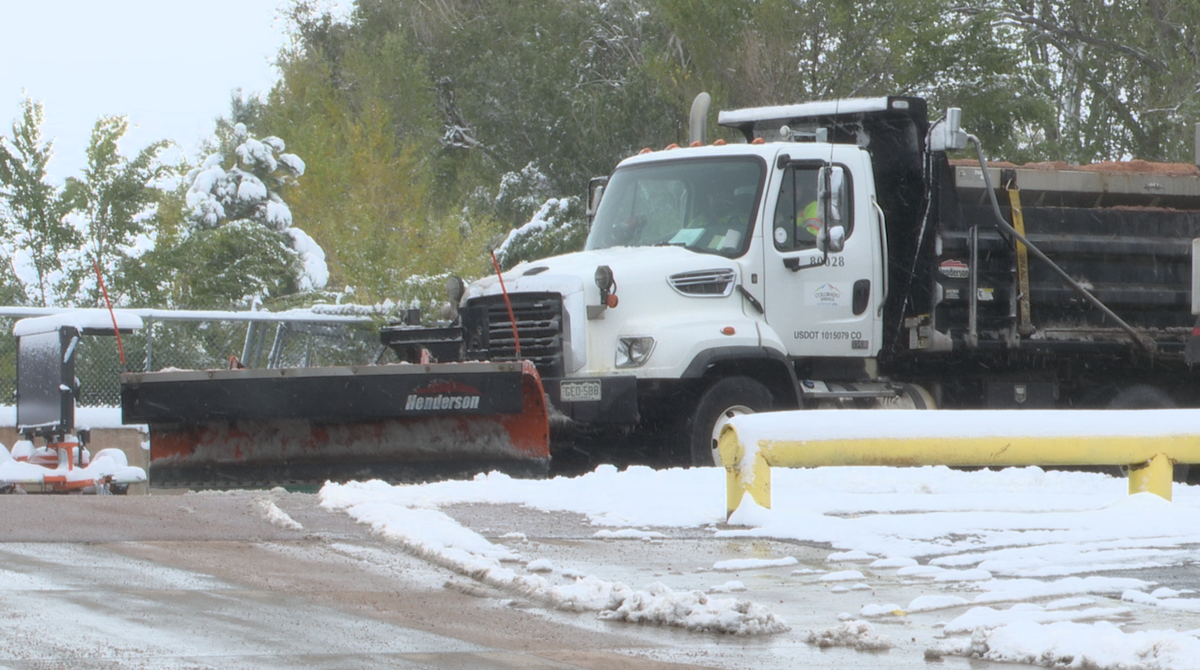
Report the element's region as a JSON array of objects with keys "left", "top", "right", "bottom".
[{"left": 119, "top": 361, "right": 549, "bottom": 488}]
